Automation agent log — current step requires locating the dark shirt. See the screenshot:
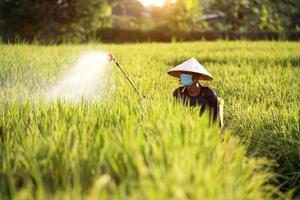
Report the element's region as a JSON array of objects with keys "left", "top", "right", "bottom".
[{"left": 173, "top": 86, "right": 219, "bottom": 121}]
